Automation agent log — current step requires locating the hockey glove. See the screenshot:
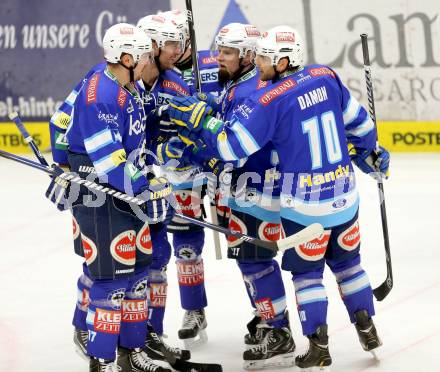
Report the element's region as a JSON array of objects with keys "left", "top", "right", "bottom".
[
  {"left": 168, "top": 96, "right": 213, "bottom": 131},
  {"left": 194, "top": 92, "right": 221, "bottom": 114},
  {"left": 45, "top": 164, "right": 71, "bottom": 211},
  {"left": 350, "top": 145, "right": 390, "bottom": 180},
  {"left": 156, "top": 137, "right": 186, "bottom": 165},
  {"left": 139, "top": 177, "right": 177, "bottom": 225}
]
